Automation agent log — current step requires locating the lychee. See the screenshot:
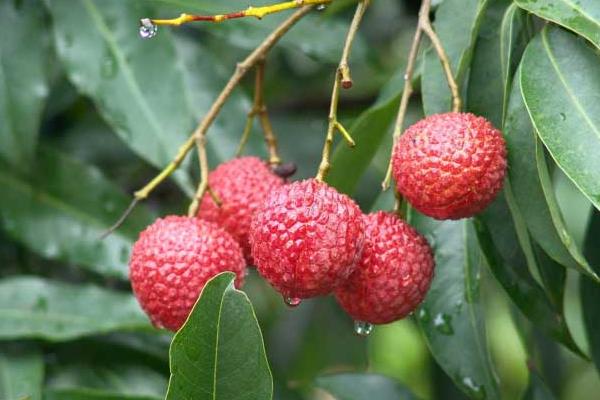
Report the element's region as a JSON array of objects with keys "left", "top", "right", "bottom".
[
  {"left": 197, "top": 156, "right": 284, "bottom": 263},
  {"left": 249, "top": 179, "right": 364, "bottom": 301},
  {"left": 392, "top": 112, "right": 506, "bottom": 219},
  {"left": 129, "top": 216, "right": 246, "bottom": 331},
  {"left": 335, "top": 212, "right": 434, "bottom": 324}
]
